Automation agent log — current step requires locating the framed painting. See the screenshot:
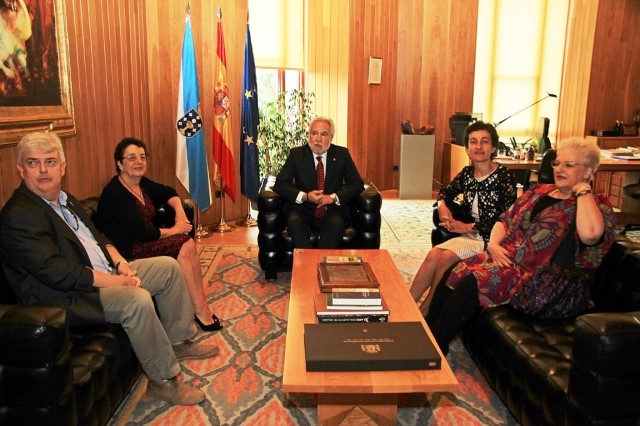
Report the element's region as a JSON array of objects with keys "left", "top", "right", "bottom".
[{"left": 0, "top": 0, "right": 75, "bottom": 146}]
